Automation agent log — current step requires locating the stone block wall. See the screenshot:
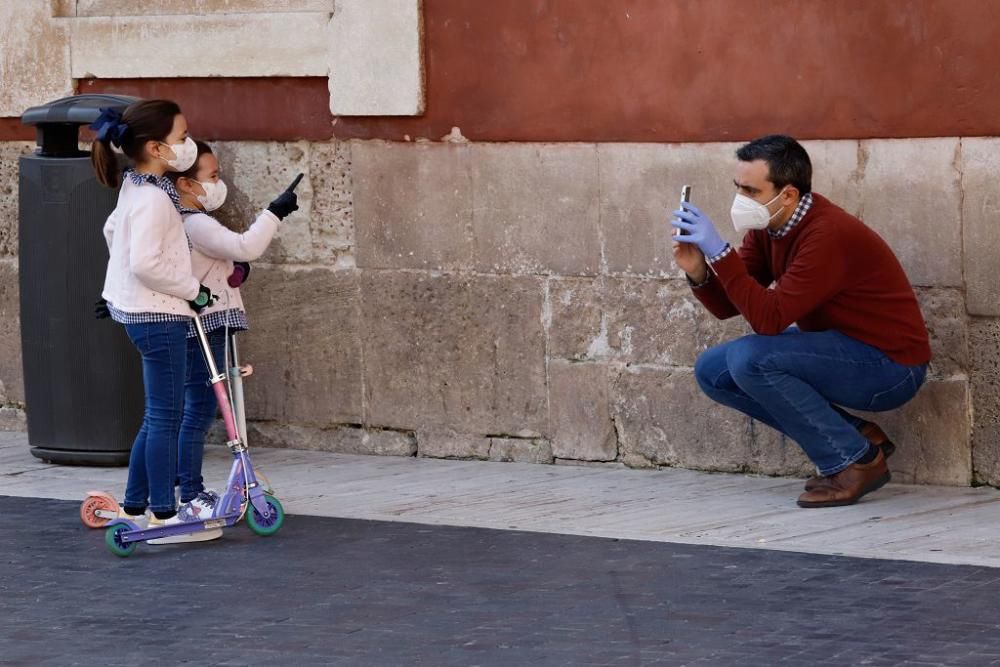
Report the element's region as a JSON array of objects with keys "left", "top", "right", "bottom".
[
  {"left": 0, "top": 141, "right": 34, "bottom": 417},
  {"left": 1, "top": 137, "right": 996, "bottom": 486},
  {"left": 1, "top": 0, "right": 423, "bottom": 118}
]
